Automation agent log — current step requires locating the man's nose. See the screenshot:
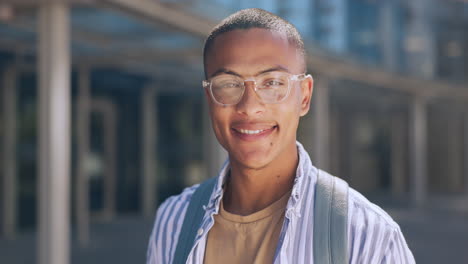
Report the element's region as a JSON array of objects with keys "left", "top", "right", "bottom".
[{"left": 235, "top": 81, "right": 265, "bottom": 116}]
